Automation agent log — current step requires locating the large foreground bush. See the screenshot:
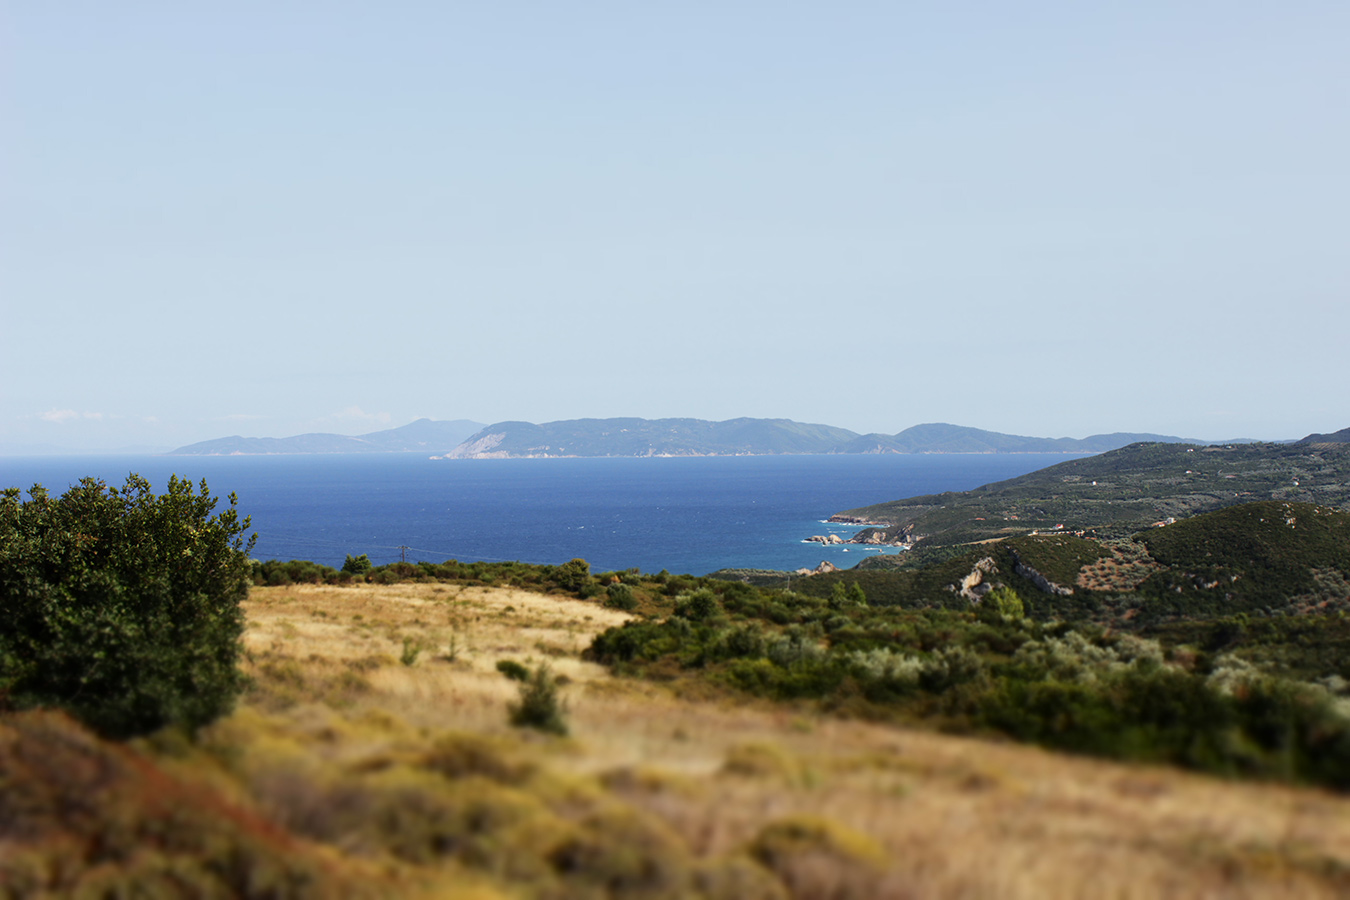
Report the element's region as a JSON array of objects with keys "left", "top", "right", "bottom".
[{"left": 0, "top": 474, "right": 255, "bottom": 738}]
